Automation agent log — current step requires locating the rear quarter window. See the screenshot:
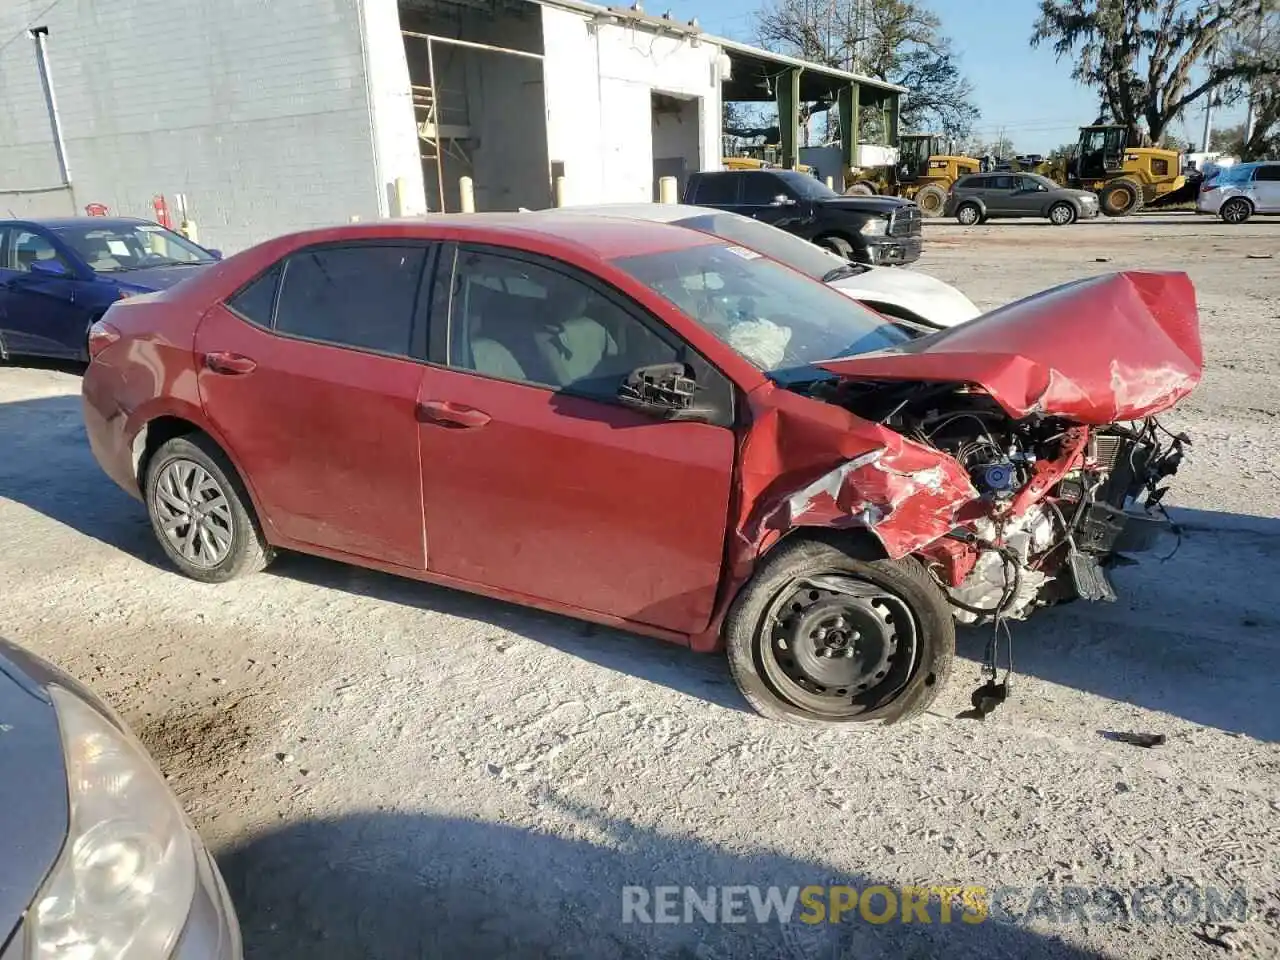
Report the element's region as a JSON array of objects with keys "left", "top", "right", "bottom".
[{"left": 226, "top": 264, "right": 282, "bottom": 326}]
